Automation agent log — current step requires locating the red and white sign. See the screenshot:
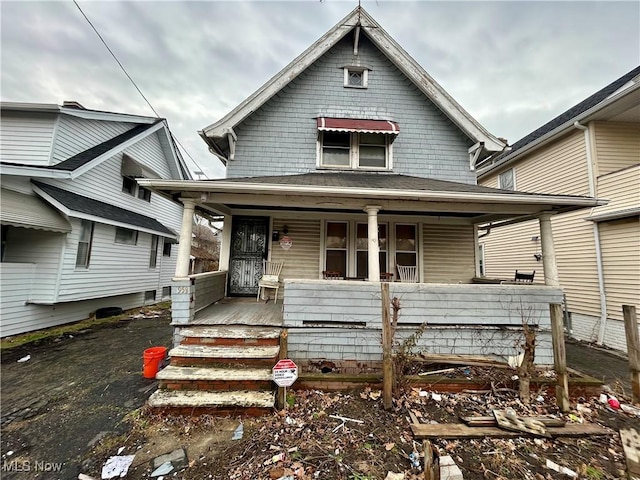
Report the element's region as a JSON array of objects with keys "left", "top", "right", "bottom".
[
  {"left": 272, "top": 359, "right": 298, "bottom": 387},
  {"left": 279, "top": 236, "right": 293, "bottom": 250}
]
